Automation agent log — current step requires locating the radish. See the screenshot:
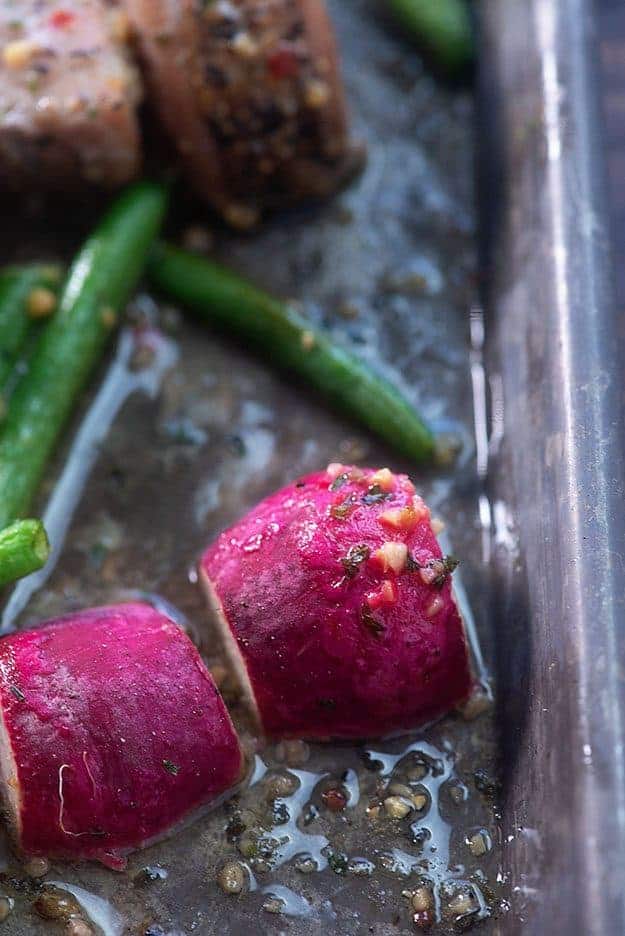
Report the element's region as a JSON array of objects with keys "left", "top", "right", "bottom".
[
  {"left": 201, "top": 465, "right": 472, "bottom": 740},
  {"left": 0, "top": 602, "right": 243, "bottom": 868}
]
